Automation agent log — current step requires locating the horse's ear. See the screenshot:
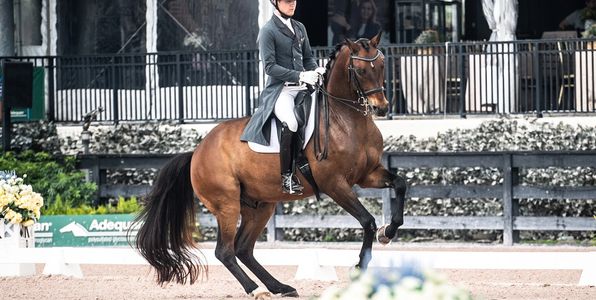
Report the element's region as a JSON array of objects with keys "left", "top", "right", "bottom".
[
  {"left": 344, "top": 38, "right": 360, "bottom": 53},
  {"left": 370, "top": 31, "right": 382, "bottom": 48}
]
